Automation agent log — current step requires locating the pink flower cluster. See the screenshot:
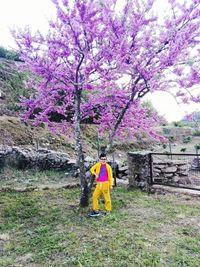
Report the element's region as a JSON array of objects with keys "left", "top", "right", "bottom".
[{"left": 13, "top": 0, "right": 200, "bottom": 143}]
